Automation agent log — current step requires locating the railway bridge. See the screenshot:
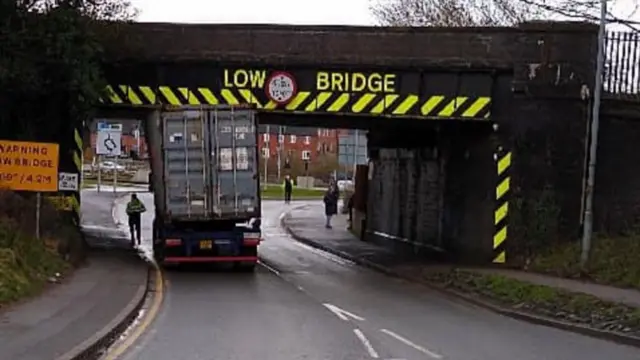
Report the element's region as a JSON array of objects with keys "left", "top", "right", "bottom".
[{"left": 69, "top": 20, "right": 639, "bottom": 264}]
